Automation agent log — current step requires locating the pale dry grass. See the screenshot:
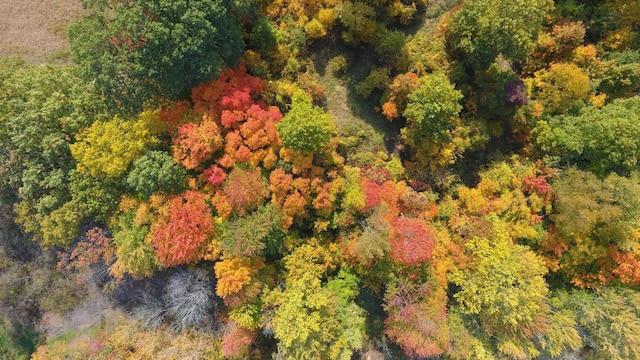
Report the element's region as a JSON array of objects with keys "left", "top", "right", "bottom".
[
  {"left": 37, "top": 282, "right": 116, "bottom": 340},
  {"left": 0, "top": 0, "right": 85, "bottom": 63}
]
